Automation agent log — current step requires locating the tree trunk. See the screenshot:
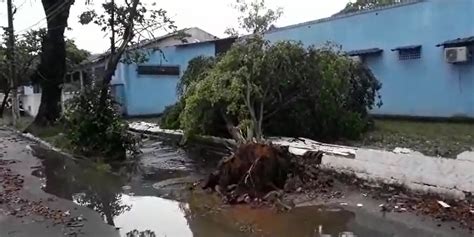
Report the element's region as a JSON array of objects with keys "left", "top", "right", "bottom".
[
  {"left": 31, "top": 0, "right": 72, "bottom": 127},
  {"left": 98, "top": 0, "right": 139, "bottom": 108},
  {"left": 220, "top": 109, "right": 245, "bottom": 143},
  {"left": 11, "top": 86, "right": 18, "bottom": 126},
  {"left": 0, "top": 89, "right": 10, "bottom": 118}
]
